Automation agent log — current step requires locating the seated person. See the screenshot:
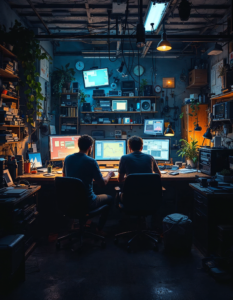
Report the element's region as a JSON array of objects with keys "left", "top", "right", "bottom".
[
  {"left": 63, "top": 135, "right": 115, "bottom": 232},
  {"left": 118, "top": 135, "right": 161, "bottom": 183}
]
